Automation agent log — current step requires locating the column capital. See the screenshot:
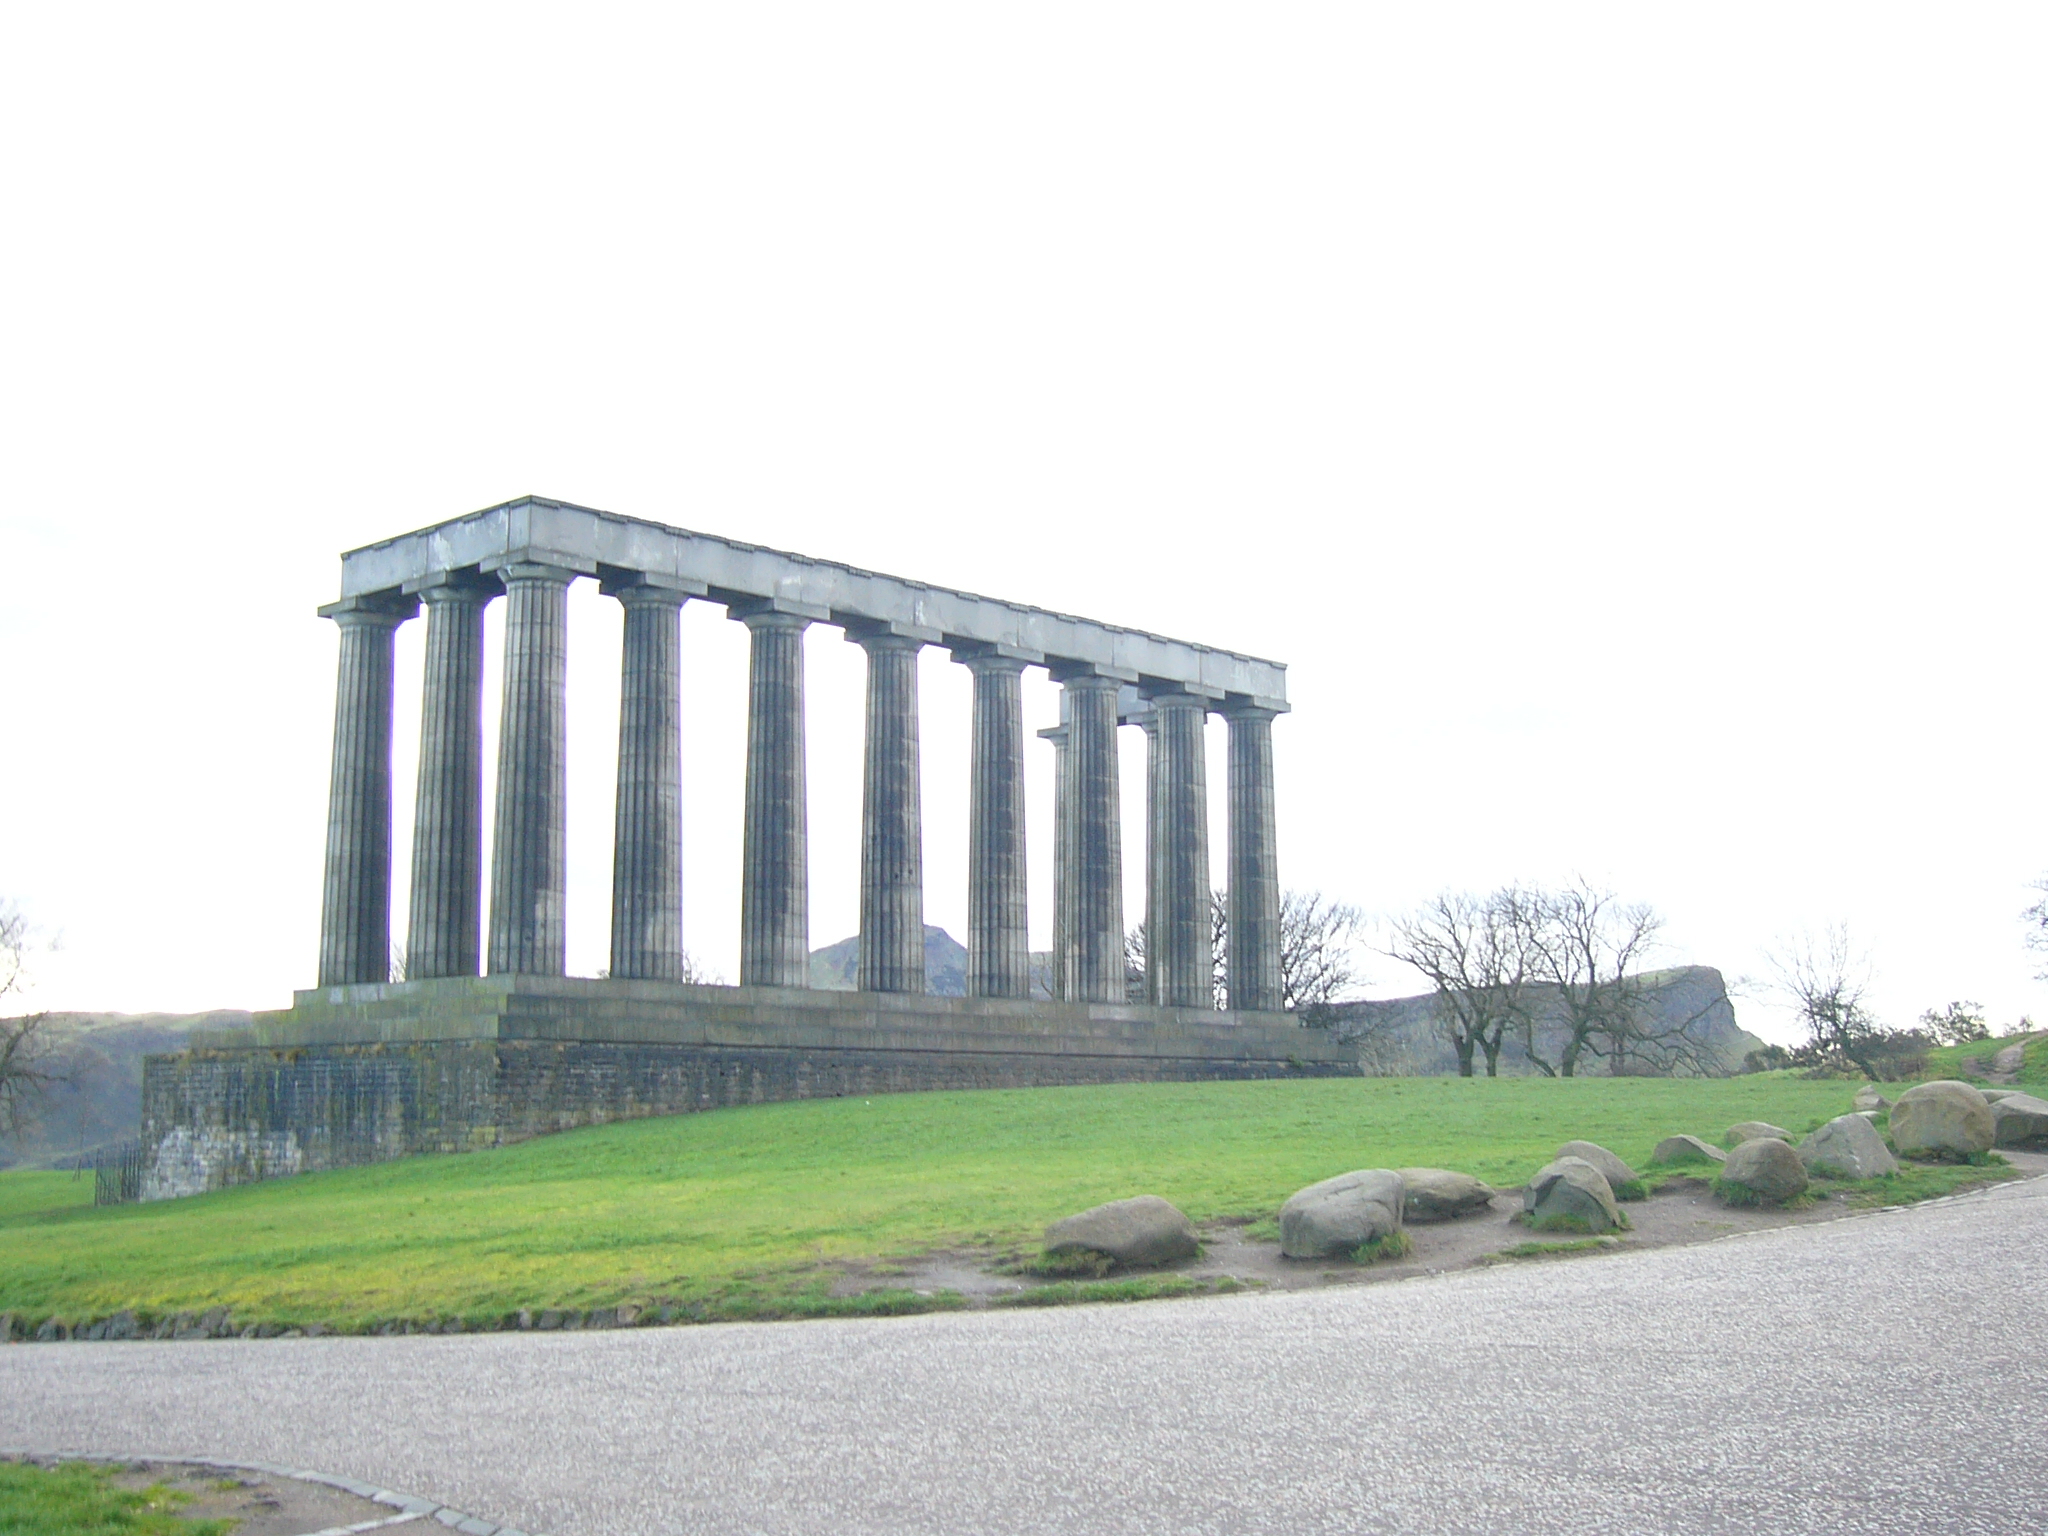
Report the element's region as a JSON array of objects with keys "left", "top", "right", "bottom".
[
  {"left": 600, "top": 571, "right": 705, "bottom": 604},
  {"left": 729, "top": 595, "right": 829, "bottom": 627},
  {"left": 847, "top": 631, "right": 926, "bottom": 657},
  {"left": 413, "top": 579, "right": 495, "bottom": 607},
  {"left": 1055, "top": 669, "right": 1125, "bottom": 694},
  {"left": 492, "top": 561, "right": 579, "bottom": 587},
  {"left": 605, "top": 580, "right": 693, "bottom": 611},
  {"left": 1049, "top": 659, "right": 1140, "bottom": 685},
  {"left": 403, "top": 567, "right": 502, "bottom": 602},
  {"left": 845, "top": 618, "right": 940, "bottom": 650},
  {"left": 1143, "top": 683, "right": 1224, "bottom": 708},
  {"left": 950, "top": 641, "right": 1042, "bottom": 671},
  {"left": 1219, "top": 695, "right": 1289, "bottom": 721},
  {"left": 318, "top": 592, "right": 417, "bottom": 627}
]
